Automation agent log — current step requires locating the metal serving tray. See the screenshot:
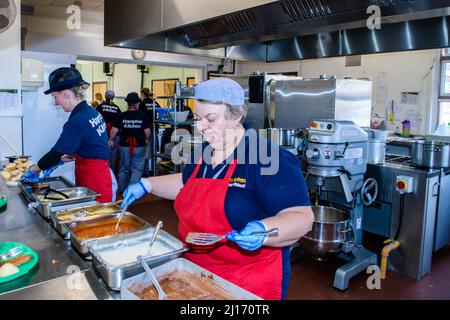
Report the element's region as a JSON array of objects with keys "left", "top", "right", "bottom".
[
  {"left": 121, "top": 258, "right": 262, "bottom": 300},
  {"left": 31, "top": 187, "right": 100, "bottom": 219},
  {"left": 67, "top": 212, "right": 151, "bottom": 259},
  {"left": 48, "top": 201, "right": 100, "bottom": 239},
  {"left": 19, "top": 176, "right": 75, "bottom": 203},
  {"left": 88, "top": 227, "right": 187, "bottom": 291}
]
